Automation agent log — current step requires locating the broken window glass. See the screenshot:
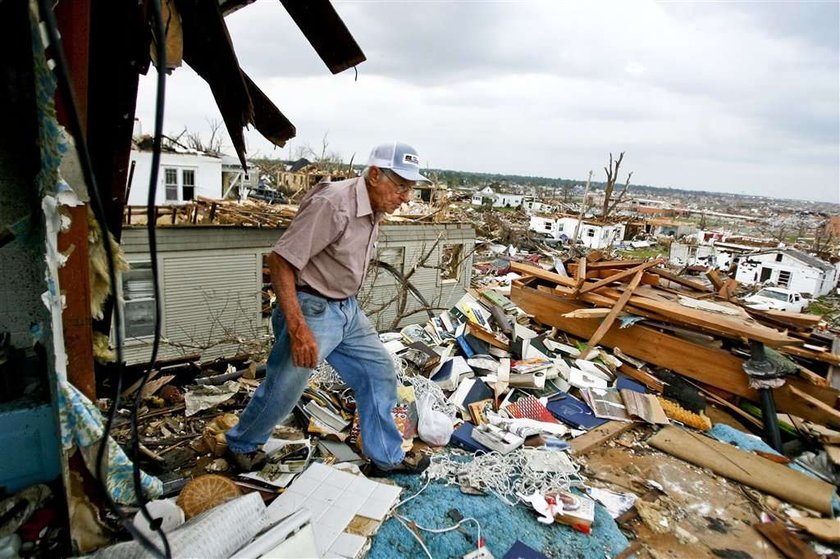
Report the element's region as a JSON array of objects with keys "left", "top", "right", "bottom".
[
  {"left": 122, "top": 261, "right": 155, "bottom": 338},
  {"left": 440, "top": 244, "right": 463, "bottom": 282}
]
